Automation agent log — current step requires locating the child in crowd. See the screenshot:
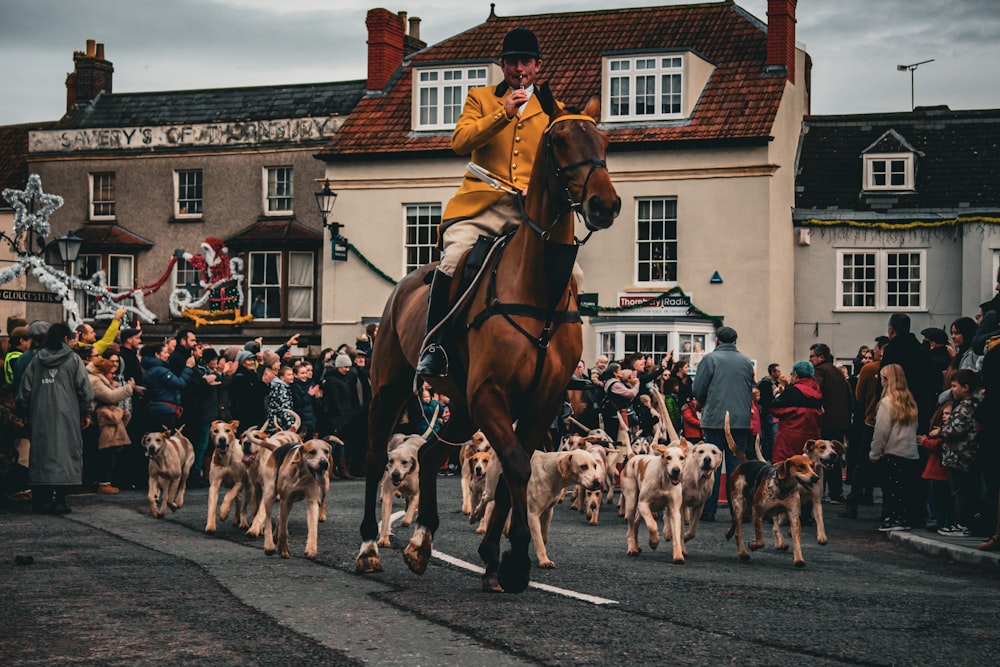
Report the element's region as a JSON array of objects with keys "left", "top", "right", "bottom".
[
  {"left": 870, "top": 363, "right": 920, "bottom": 532},
  {"left": 265, "top": 366, "right": 296, "bottom": 433},
  {"left": 291, "top": 362, "right": 321, "bottom": 439},
  {"left": 682, "top": 396, "right": 703, "bottom": 443},
  {"left": 918, "top": 401, "right": 953, "bottom": 533},
  {"left": 938, "top": 368, "right": 981, "bottom": 536}
]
